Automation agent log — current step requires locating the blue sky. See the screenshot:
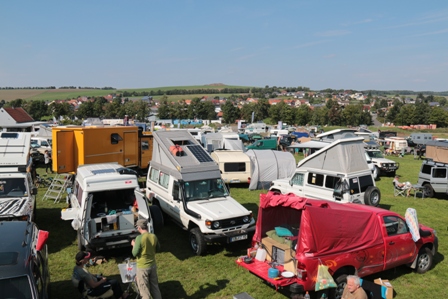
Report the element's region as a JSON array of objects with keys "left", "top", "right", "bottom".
[{"left": 1, "top": 1, "right": 447, "bottom": 91}]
